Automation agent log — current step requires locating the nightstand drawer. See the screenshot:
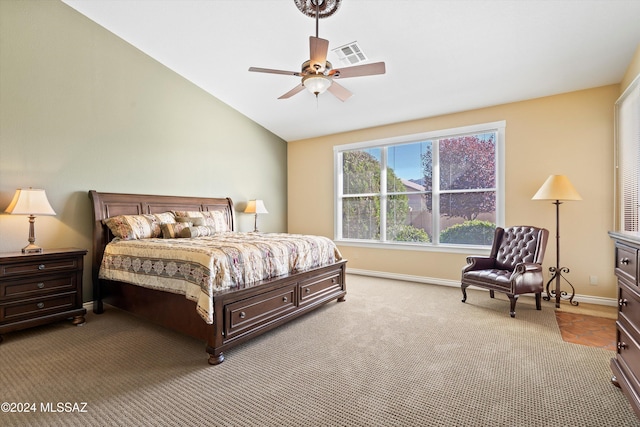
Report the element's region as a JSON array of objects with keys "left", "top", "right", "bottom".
[
  {"left": 0, "top": 257, "right": 80, "bottom": 278},
  {"left": 0, "top": 292, "right": 76, "bottom": 323},
  {"left": 1, "top": 274, "right": 77, "bottom": 300}
]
